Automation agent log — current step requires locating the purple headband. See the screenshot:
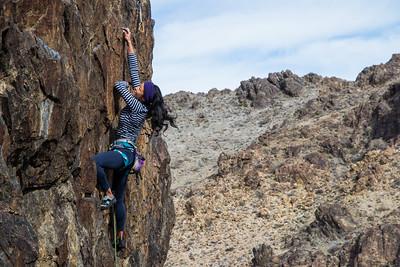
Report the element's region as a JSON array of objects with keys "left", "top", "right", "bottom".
[{"left": 144, "top": 81, "right": 156, "bottom": 103}]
